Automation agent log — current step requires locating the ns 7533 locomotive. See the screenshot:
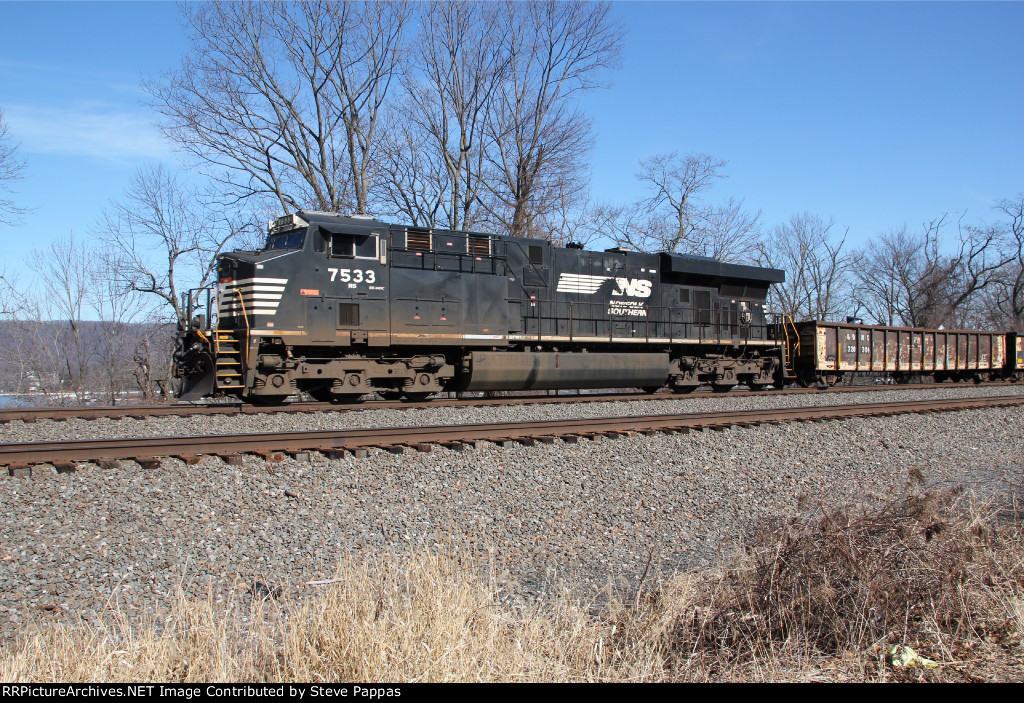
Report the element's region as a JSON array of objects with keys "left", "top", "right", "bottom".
[{"left": 173, "top": 210, "right": 786, "bottom": 402}]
